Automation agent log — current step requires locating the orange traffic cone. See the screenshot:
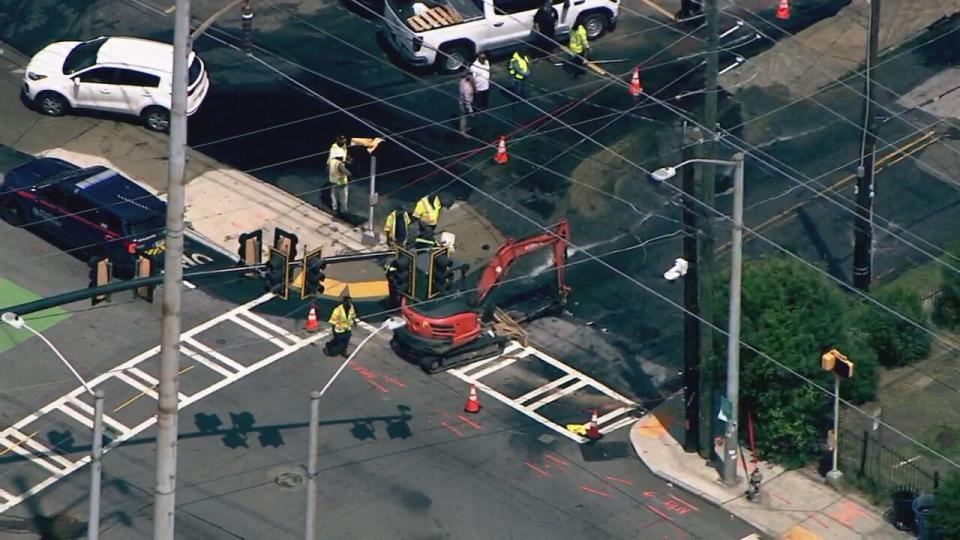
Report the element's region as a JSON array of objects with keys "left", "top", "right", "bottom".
[
  {"left": 586, "top": 410, "right": 602, "bottom": 441},
  {"left": 775, "top": 0, "right": 790, "bottom": 20},
  {"left": 494, "top": 135, "right": 508, "bottom": 164},
  {"left": 464, "top": 385, "right": 482, "bottom": 413},
  {"left": 629, "top": 67, "right": 643, "bottom": 96},
  {"left": 305, "top": 304, "right": 320, "bottom": 333}
]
